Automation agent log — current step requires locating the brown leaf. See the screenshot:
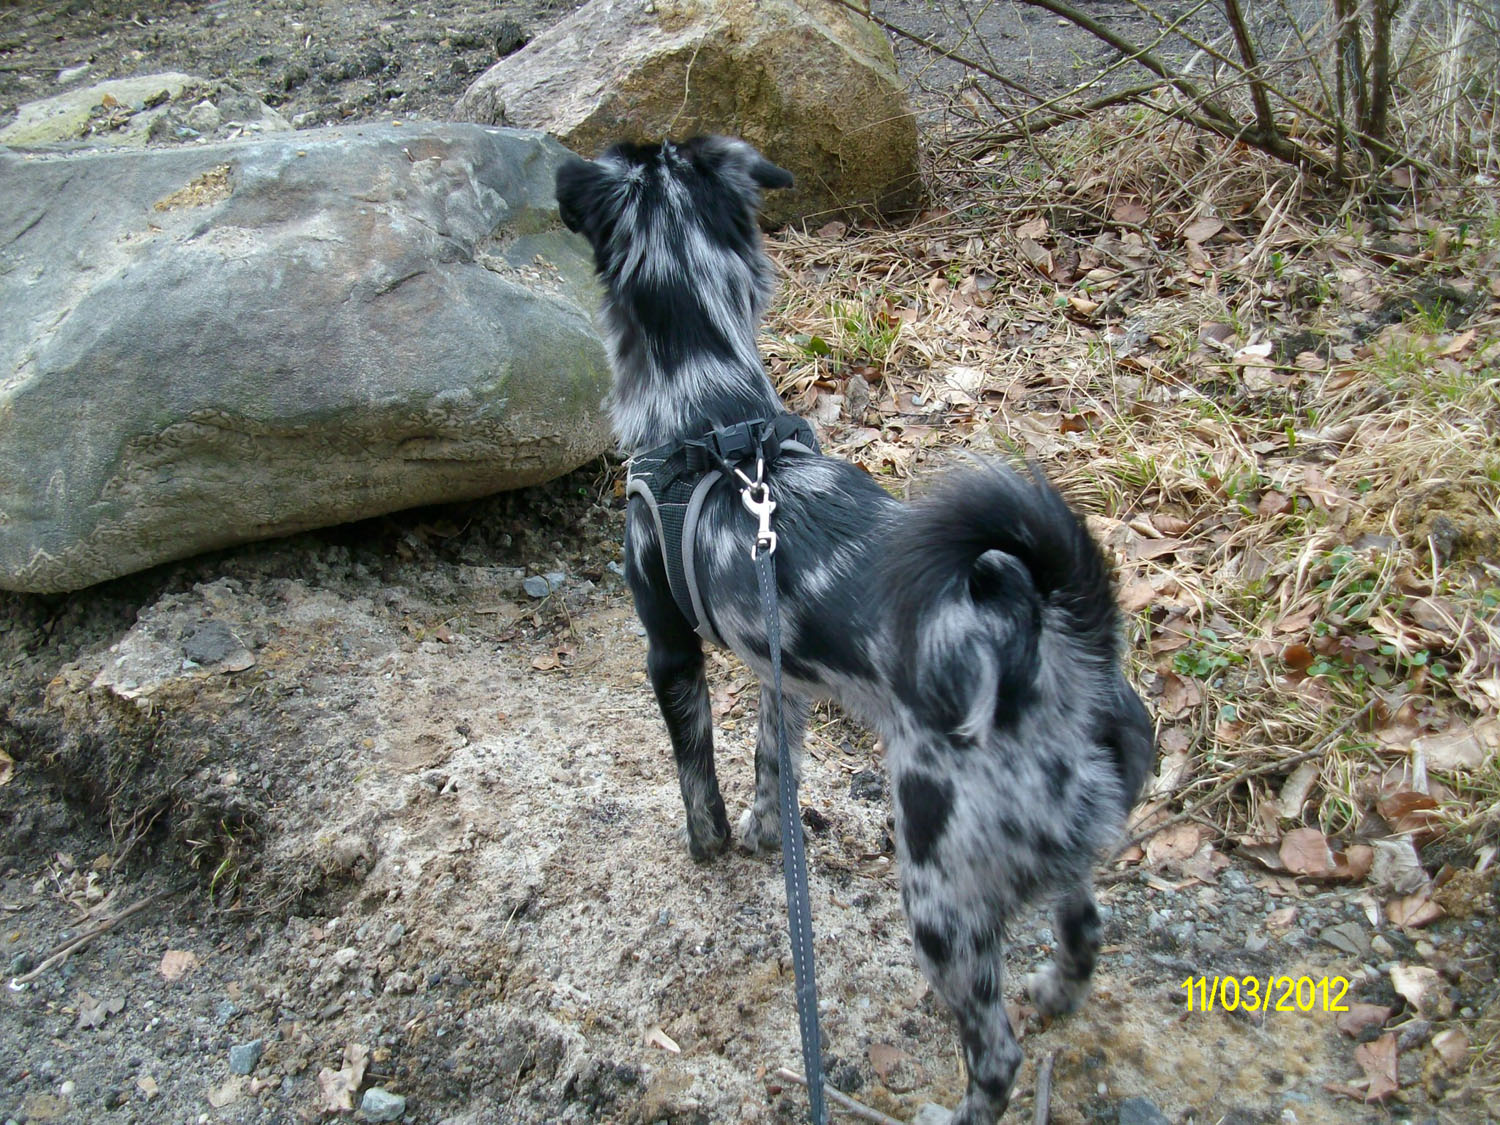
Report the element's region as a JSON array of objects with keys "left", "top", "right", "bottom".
[
  {"left": 1145, "top": 823, "right": 1211, "bottom": 866},
  {"left": 1258, "top": 490, "right": 1292, "bottom": 517},
  {"left": 1386, "top": 890, "right": 1444, "bottom": 928},
  {"left": 1354, "top": 1032, "right": 1399, "bottom": 1103},
  {"left": 530, "top": 653, "right": 560, "bottom": 672},
  {"left": 1331, "top": 844, "right": 1374, "bottom": 881},
  {"left": 1279, "top": 827, "right": 1336, "bottom": 876},
  {"left": 1337, "top": 1003, "right": 1392, "bottom": 1037},
  {"left": 1183, "top": 216, "right": 1225, "bottom": 243},
  {"left": 1431, "top": 1027, "right": 1469, "bottom": 1071},
  {"left": 1130, "top": 537, "right": 1185, "bottom": 561},
  {"left": 1118, "top": 578, "right": 1156, "bottom": 613},
  {"left": 1376, "top": 790, "right": 1440, "bottom": 835},
  {"left": 0, "top": 748, "right": 11, "bottom": 787},
  {"left": 815, "top": 220, "right": 848, "bottom": 240},
  {"left": 1273, "top": 606, "right": 1318, "bottom": 634},
  {"left": 1412, "top": 719, "right": 1498, "bottom": 772},
  {"left": 434, "top": 625, "right": 454, "bottom": 644},
  {"left": 1390, "top": 964, "right": 1453, "bottom": 1018},
  {"left": 1281, "top": 643, "right": 1315, "bottom": 672},
  {"left": 1112, "top": 200, "right": 1149, "bottom": 225},
  {"left": 1157, "top": 672, "right": 1202, "bottom": 718},
  {"left": 1016, "top": 216, "right": 1049, "bottom": 241}
]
